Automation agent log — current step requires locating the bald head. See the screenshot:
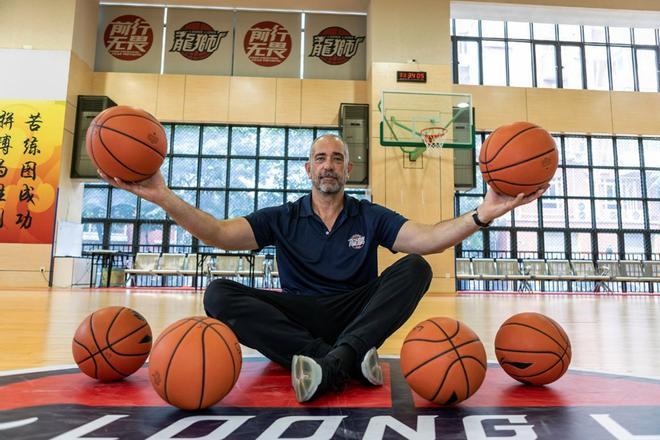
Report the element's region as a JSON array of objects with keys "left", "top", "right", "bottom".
[{"left": 309, "top": 134, "right": 350, "bottom": 163}]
